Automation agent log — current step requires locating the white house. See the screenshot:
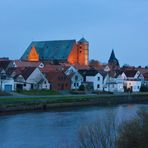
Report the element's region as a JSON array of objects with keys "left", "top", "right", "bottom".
[
  {"left": 85, "top": 70, "right": 106, "bottom": 91},
  {"left": 70, "top": 72, "right": 83, "bottom": 89},
  {"left": 64, "top": 66, "right": 84, "bottom": 90},
  {"left": 24, "top": 67, "right": 50, "bottom": 90},
  {"left": 64, "top": 65, "right": 78, "bottom": 76},
  {"left": 104, "top": 71, "right": 124, "bottom": 93},
  {"left": 9, "top": 67, "right": 50, "bottom": 91},
  {"left": 105, "top": 70, "right": 143, "bottom": 93},
  {"left": 123, "top": 70, "right": 142, "bottom": 92},
  {"left": 0, "top": 68, "right": 15, "bottom": 92}
]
